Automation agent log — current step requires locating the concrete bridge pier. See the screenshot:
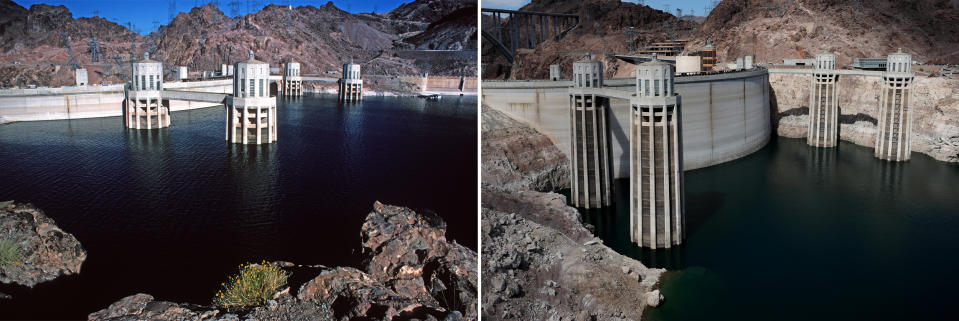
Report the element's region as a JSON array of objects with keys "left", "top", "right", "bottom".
[
  {"left": 569, "top": 57, "right": 611, "bottom": 209},
  {"left": 123, "top": 53, "right": 169, "bottom": 129},
  {"left": 629, "top": 56, "right": 685, "bottom": 249},
  {"left": 808, "top": 53, "right": 839, "bottom": 147},
  {"left": 339, "top": 59, "right": 363, "bottom": 102},
  {"left": 875, "top": 49, "right": 914, "bottom": 161},
  {"left": 226, "top": 51, "right": 277, "bottom": 145}
]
